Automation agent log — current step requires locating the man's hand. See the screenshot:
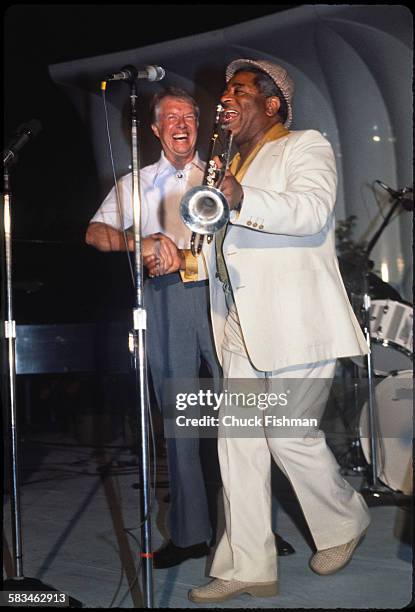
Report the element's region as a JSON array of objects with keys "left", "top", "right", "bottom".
[
  {"left": 220, "top": 171, "right": 244, "bottom": 210},
  {"left": 86, "top": 224, "right": 184, "bottom": 276},
  {"left": 213, "top": 156, "right": 244, "bottom": 210},
  {"left": 143, "top": 233, "right": 184, "bottom": 277},
  {"left": 85, "top": 222, "right": 134, "bottom": 252}
]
